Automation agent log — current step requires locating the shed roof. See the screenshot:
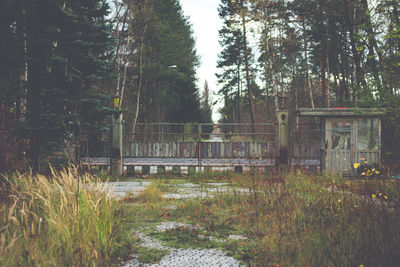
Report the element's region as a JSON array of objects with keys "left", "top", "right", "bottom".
[{"left": 296, "top": 108, "right": 386, "bottom": 117}]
